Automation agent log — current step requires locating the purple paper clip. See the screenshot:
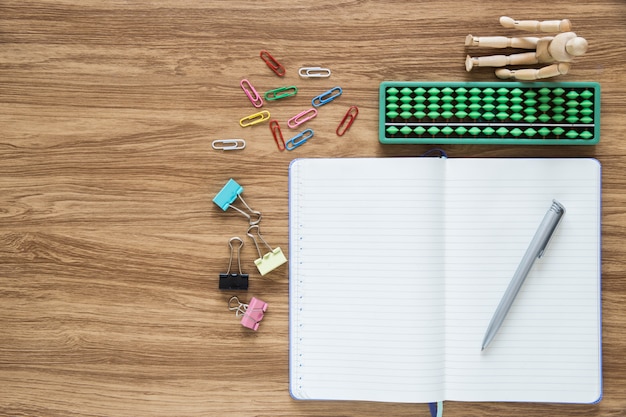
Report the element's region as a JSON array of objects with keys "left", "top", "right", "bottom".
[
  {"left": 240, "top": 79, "right": 263, "bottom": 108},
  {"left": 229, "top": 296, "right": 268, "bottom": 331},
  {"left": 287, "top": 108, "right": 318, "bottom": 129}
]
